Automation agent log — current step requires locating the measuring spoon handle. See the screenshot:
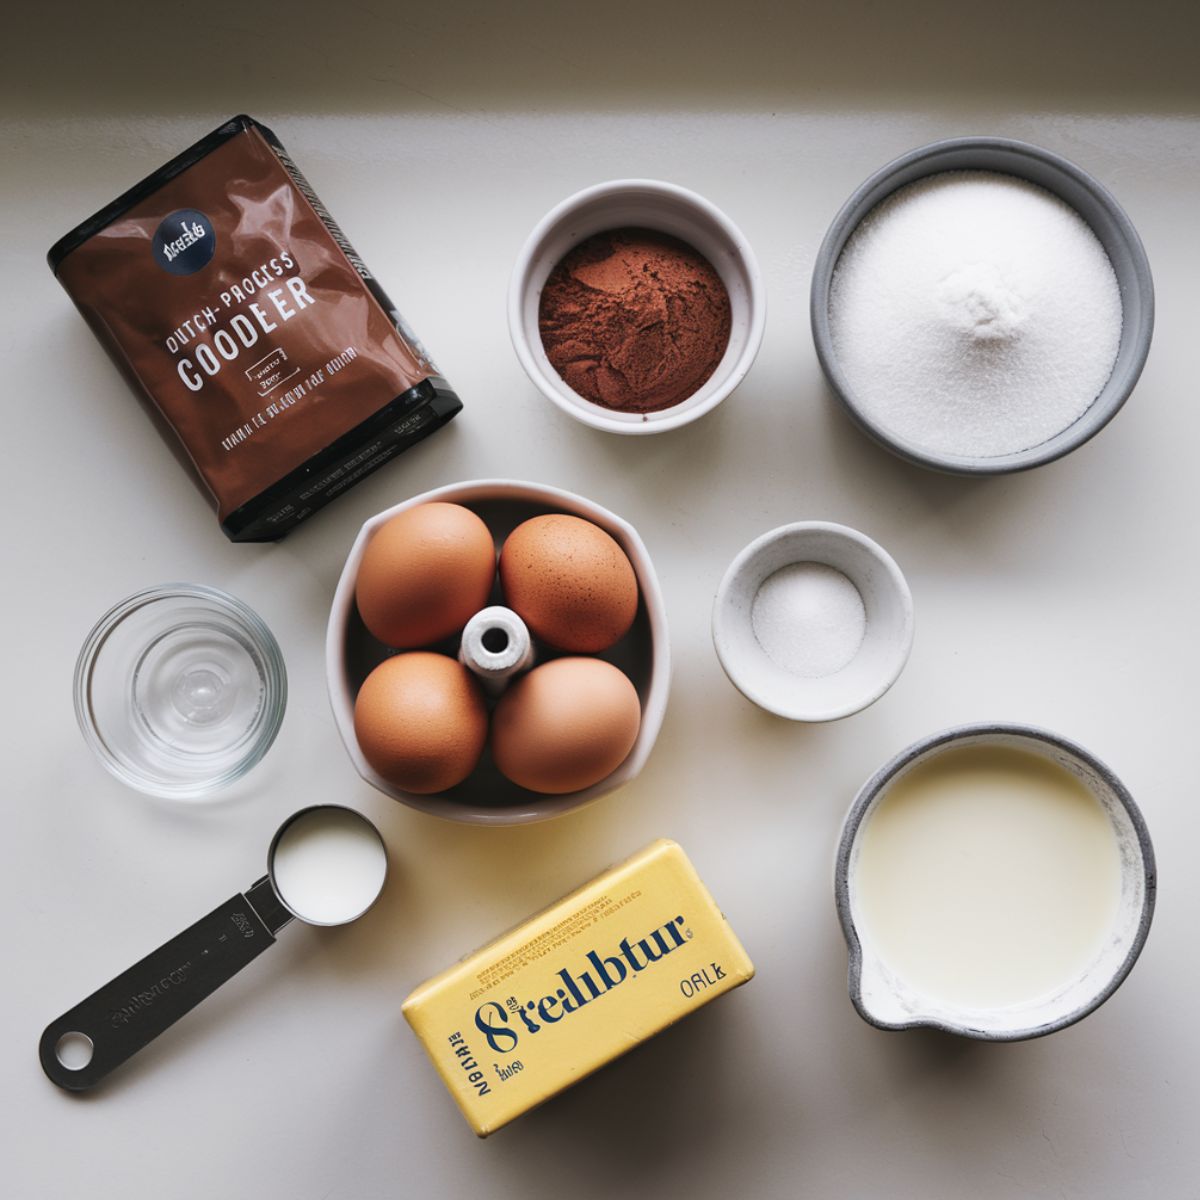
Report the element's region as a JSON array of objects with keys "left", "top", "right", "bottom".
[{"left": 39, "top": 877, "right": 291, "bottom": 1091}]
